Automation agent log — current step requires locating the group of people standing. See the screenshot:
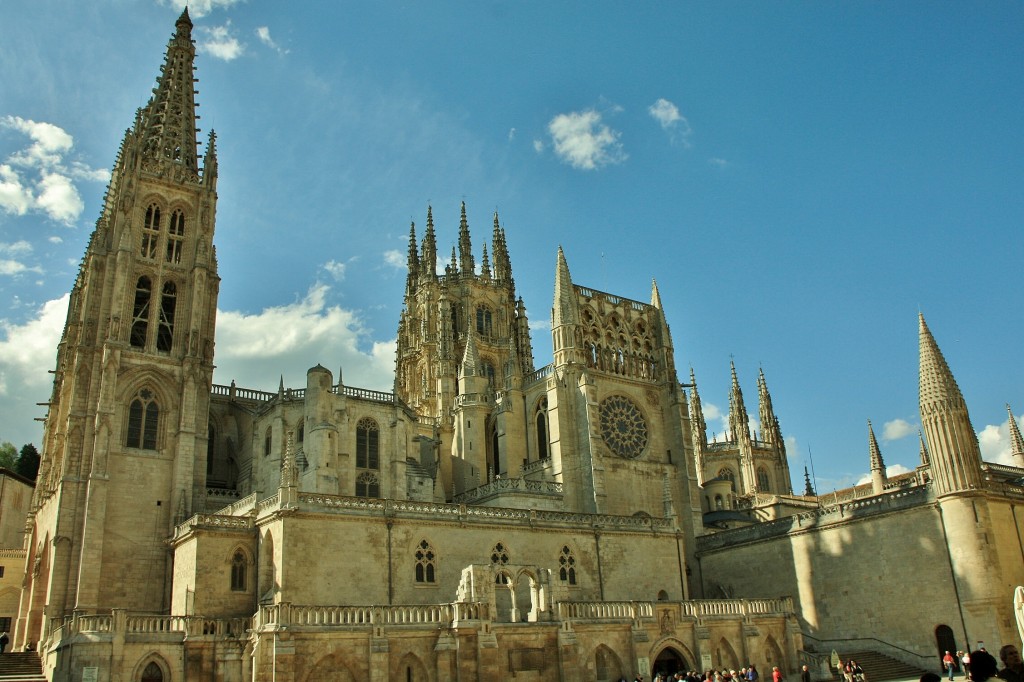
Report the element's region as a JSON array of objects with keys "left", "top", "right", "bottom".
[
  {"left": 931, "top": 645, "right": 1023, "bottom": 682},
  {"left": 836, "top": 659, "right": 866, "bottom": 682},
  {"left": 645, "top": 663, "right": 767, "bottom": 682}
]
